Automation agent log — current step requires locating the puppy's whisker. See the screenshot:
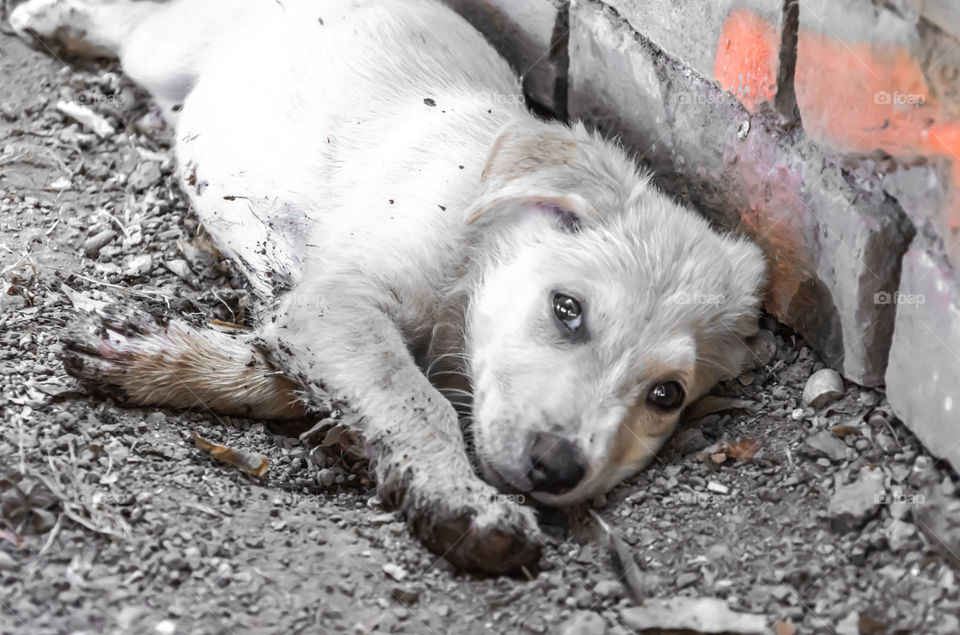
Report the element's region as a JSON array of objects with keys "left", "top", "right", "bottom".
[
  {"left": 430, "top": 370, "right": 473, "bottom": 383},
  {"left": 440, "top": 391, "right": 473, "bottom": 406}
]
